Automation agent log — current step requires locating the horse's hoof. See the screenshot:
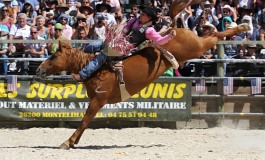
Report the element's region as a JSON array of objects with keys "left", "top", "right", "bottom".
[
  {"left": 59, "top": 142, "right": 72, "bottom": 150},
  {"left": 239, "top": 23, "right": 251, "bottom": 31}
]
